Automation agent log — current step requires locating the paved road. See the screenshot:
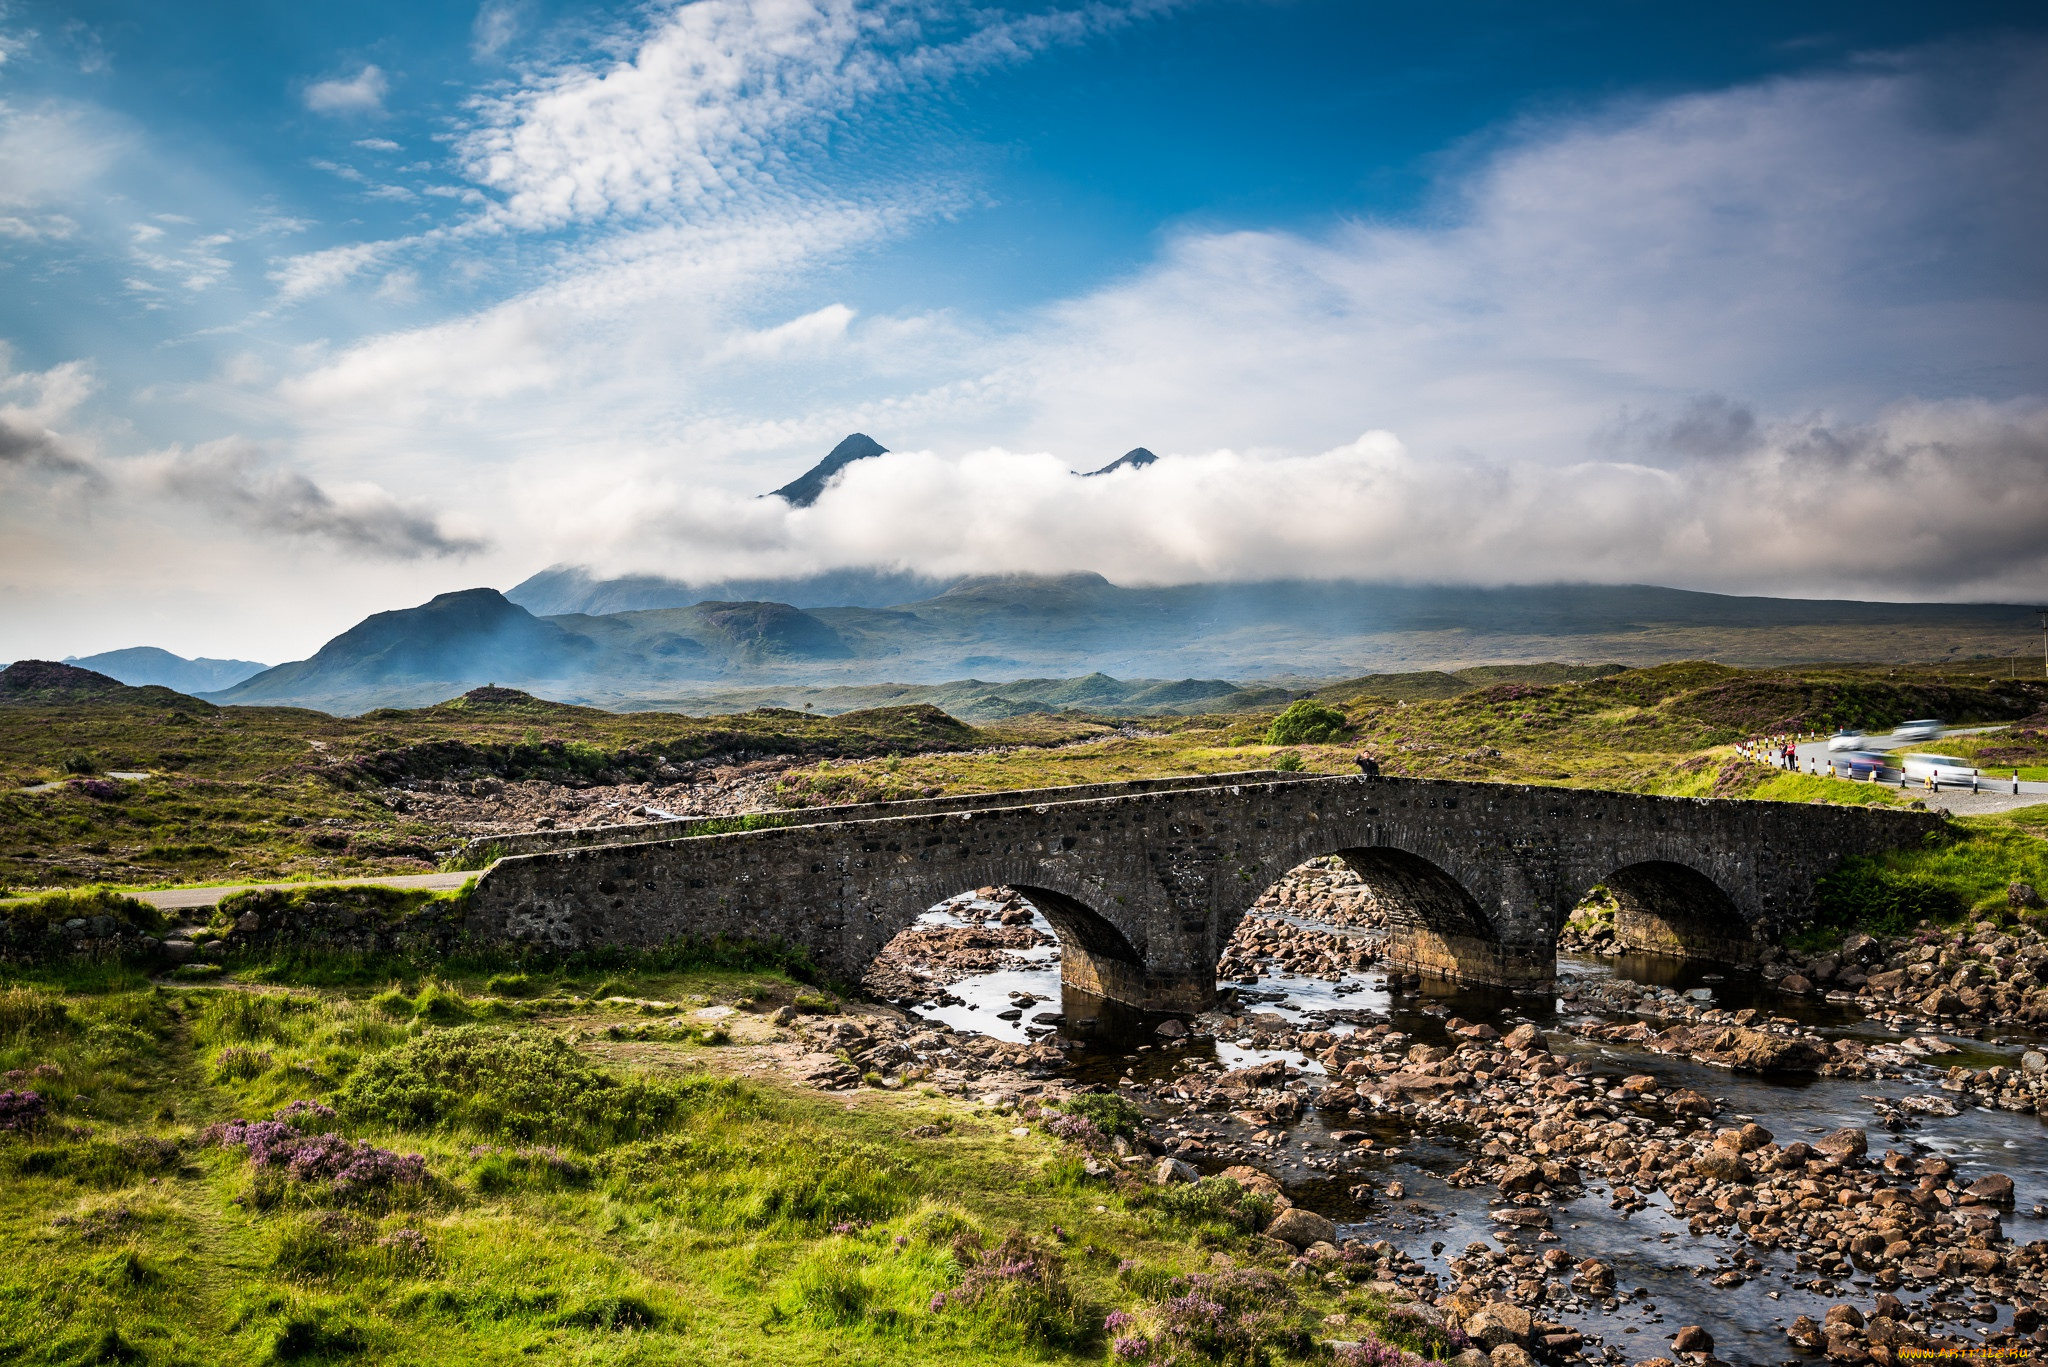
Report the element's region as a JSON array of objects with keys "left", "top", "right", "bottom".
[
  {"left": 135, "top": 871, "right": 477, "bottom": 914},
  {"left": 1785, "top": 727, "right": 2048, "bottom": 813}
]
